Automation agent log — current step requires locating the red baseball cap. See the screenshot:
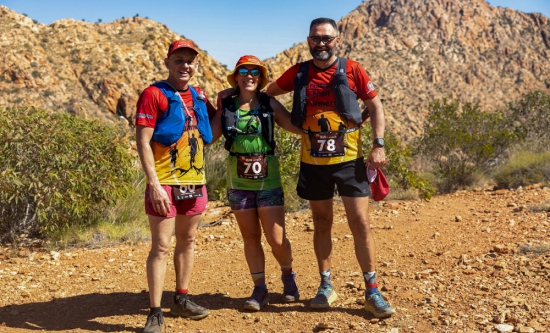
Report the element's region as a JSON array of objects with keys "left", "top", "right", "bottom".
[
  {"left": 166, "top": 40, "right": 198, "bottom": 58},
  {"left": 227, "top": 55, "right": 269, "bottom": 90}
]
